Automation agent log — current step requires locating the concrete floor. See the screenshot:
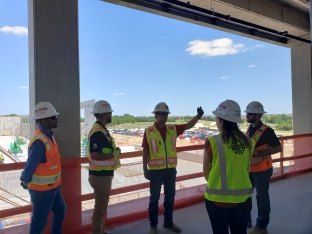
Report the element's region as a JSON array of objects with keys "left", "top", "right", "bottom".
[{"left": 107, "top": 172, "right": 312, "bottom": 234}]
